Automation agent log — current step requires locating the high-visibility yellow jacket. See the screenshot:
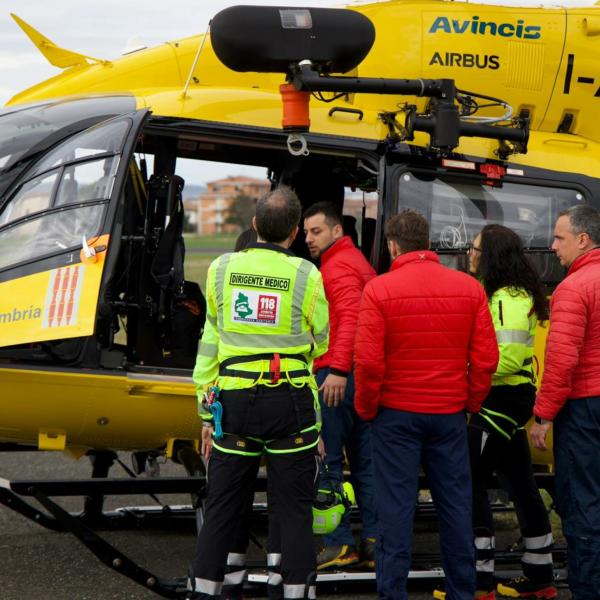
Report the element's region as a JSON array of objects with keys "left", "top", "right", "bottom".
[
  {"left": 193, "top": 243, "right": 329, "bottom": 420},
  {"left": 489, "top": 286, "right": 536, "bottom": 386}
]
